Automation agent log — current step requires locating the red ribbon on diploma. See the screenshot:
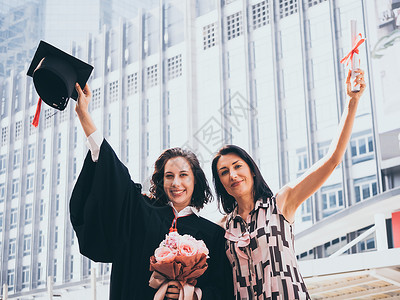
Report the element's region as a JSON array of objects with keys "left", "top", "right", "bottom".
[{"left": 340, "top": 33, "right": 365, "bottom": 66}]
